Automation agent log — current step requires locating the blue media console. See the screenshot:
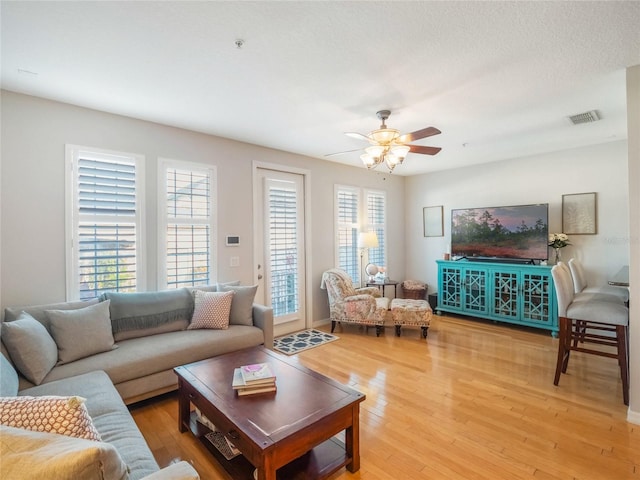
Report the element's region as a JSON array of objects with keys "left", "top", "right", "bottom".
[{"left": 436, "top": 260, "right": 558, "bottom": 336}]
